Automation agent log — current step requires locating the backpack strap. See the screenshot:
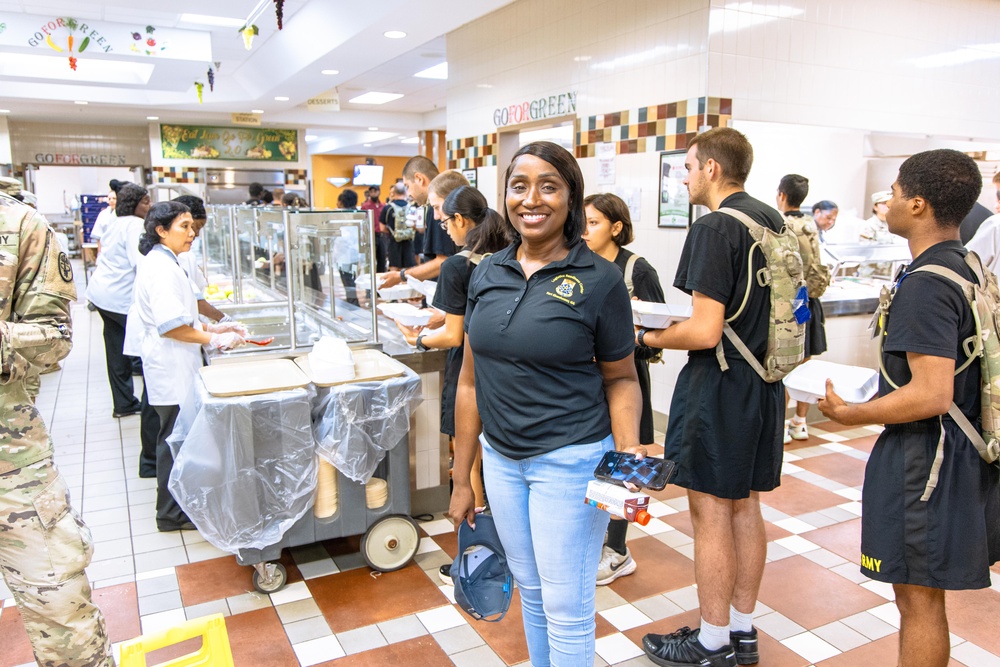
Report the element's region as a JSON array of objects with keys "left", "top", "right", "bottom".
[
  {"left": 623, "top": 253, "right": 640, "bottom": 298},
  {"left": 458, "top": 249, "right": 487, "bottom": 265},
  {"left": 714, "top": 207, "right": 771, "bottom": 379}
]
